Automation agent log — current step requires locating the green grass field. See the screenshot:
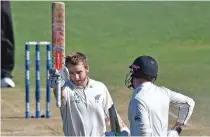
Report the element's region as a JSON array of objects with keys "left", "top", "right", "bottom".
[{"left": 1, "top": 1, "right": 210, "bottom": 136}]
